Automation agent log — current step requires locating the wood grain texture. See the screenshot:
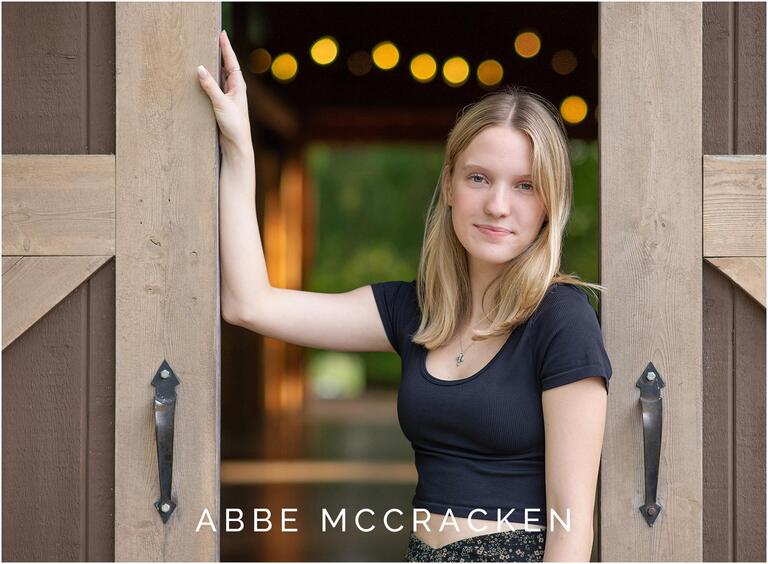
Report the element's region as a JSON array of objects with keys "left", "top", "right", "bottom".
[
  {"left": 704, "top": 262, "right": 768, "bottom": 562},
  {"left": 2, "top": 260, "right": 115, "bottom": 561},
  {"left": 2, "top": 255, "right": 112, "bottom": 349},
  {"left": 703, "top": 262, "right": 735, "bottom": 561},
  {"left": 599, "top": 3, "right": 702, "bottom": 560},
  {"left": 703, "top": 5, "right": 766, "bottom": 561},
  {"left": 115, "top": 3, "right": 220, "bottom": 560},
  {"left": 1, "top": 3, "right": 117, "bottom": 560},
  {"left": 2, "top": 256, "right": 22, "bottom": 274},
  {"left": 86, "top": 259, "right": 117, "bottom": 560},
  {"left": 703, "top": 155, "right": 766, "bottom": 257},
  {"left": 733, "top": 281, "right": 767, "bottom": 561},
  {"left": 735, "top": 2, "right": 766, "bottom": 154},
  {"left": 2, "top": 154, "right": 116, "bottom": 255},
  {"left": 1, "top": 2, "right": 115, "bottom": 154},
  {"left": 706, "top": 257, "right": 766, "bottom": 308},
  {"left": 702, "top": 2, "right": 734, "bottom": 155},
  {"left": 703, "top": 3, "right": 766, "bottom": 155}
]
